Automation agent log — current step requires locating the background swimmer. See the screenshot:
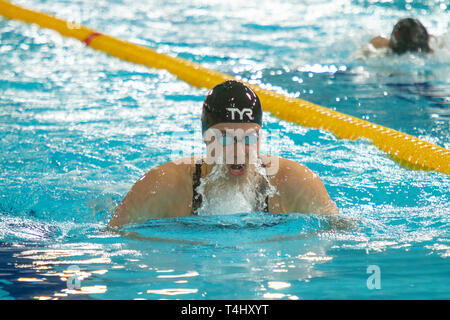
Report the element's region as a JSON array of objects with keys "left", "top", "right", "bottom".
[
  {"left": 365, "top": 17, "right": 434, "bottom": 55},
  {"left": 108, "top": 81, "right": 338, "bottom": 227}
]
